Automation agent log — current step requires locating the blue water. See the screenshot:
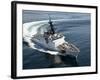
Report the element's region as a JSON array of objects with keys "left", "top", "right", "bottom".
[{"left": 23, "top": 10, "right": 91, "bottom": 69}]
